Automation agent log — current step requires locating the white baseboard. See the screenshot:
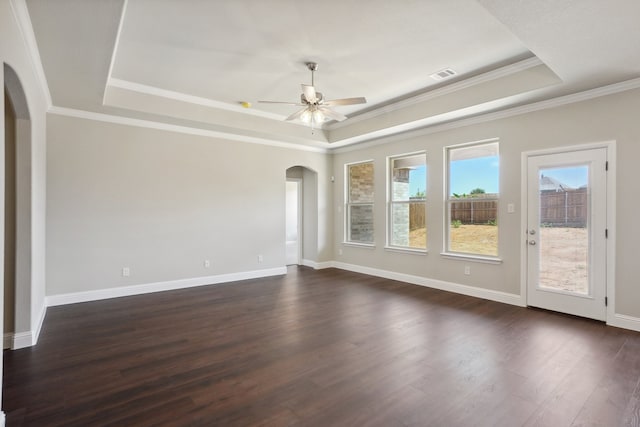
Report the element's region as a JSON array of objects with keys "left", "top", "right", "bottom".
[
  {"left": 2, "top": 302, "right": 48, "bottom": 350},
  {"left": 3, "top": 333, "right": 11, "bottom": 349},
  {"left": 46, "top": 267, "right": 287, "bottom": 307},
  {"left": 300, "top": 259, "right": 316, "bottom": 268},
  {"left": 331, "top": 261, "right": 525, "bottom": 307},
  {"left": 301, "top": 259, "right": 334, "bottom": 270},
  {"left": 11, "top": 331, "right": 34, "bottom": 349},
  {"left": 607, "top": 313, "right": 640, "bottom": 333},
  {"left": 3, "top": 331, "right": 36, "bottom": 349},
  {"left": 32, "top": 303, "right": 47, "bottom": 346}
]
